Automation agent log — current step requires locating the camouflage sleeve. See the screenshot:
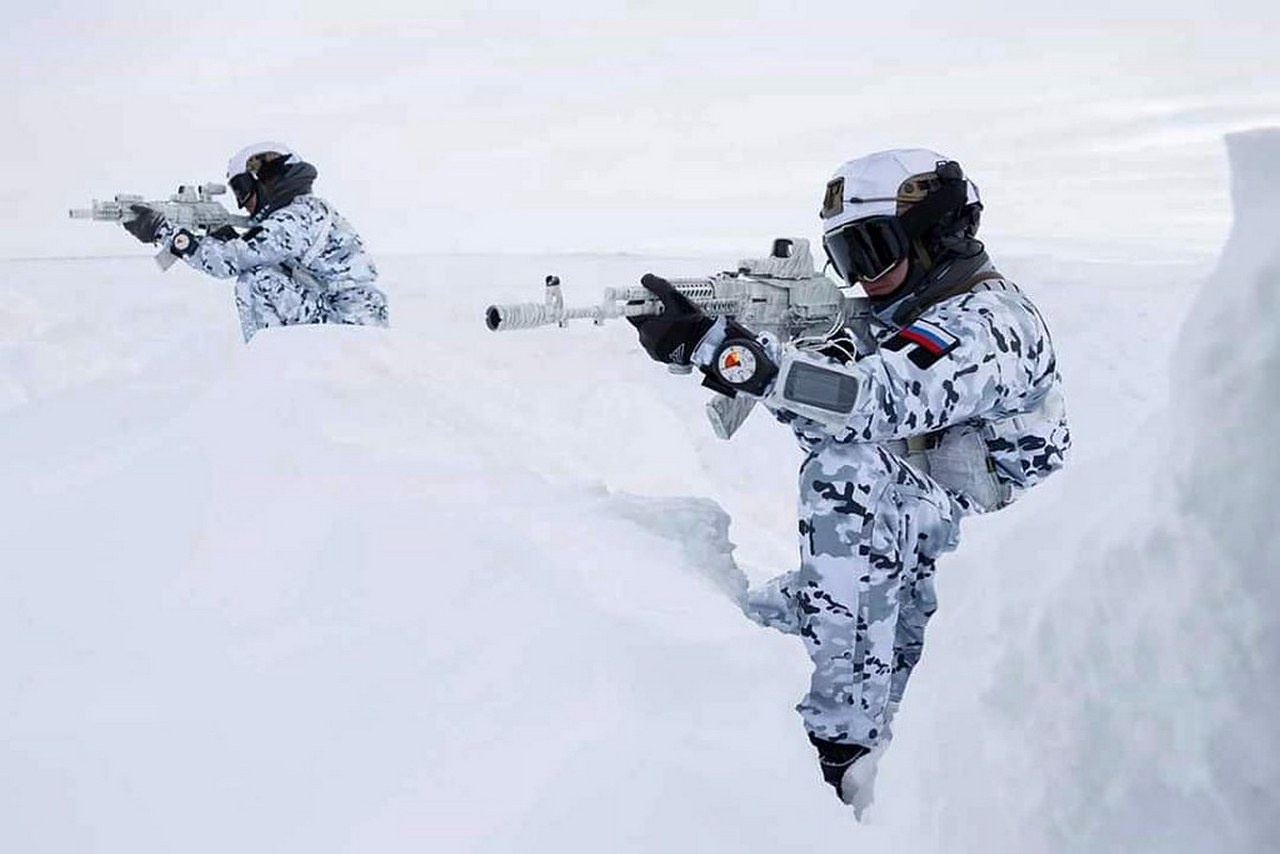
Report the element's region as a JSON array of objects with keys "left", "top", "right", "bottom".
[
  {"left": 851, "top": 293, "right": 1051, "bottom": 440},
  {"left": 155, "top": 211, "right": 307, "bottom": 280},
  {"left": 772, "top": 292, "right": 1048, "bottom": 442}
]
